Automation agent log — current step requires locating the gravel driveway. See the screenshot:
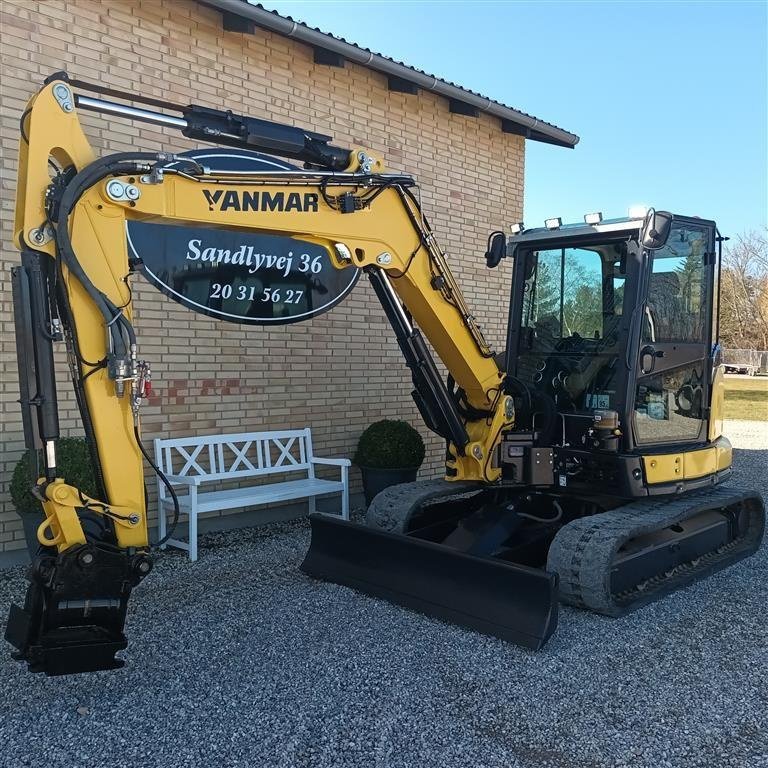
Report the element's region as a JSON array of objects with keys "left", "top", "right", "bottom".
[{"left": 1, "top": 420, "right": 766, "bottom": 768}]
